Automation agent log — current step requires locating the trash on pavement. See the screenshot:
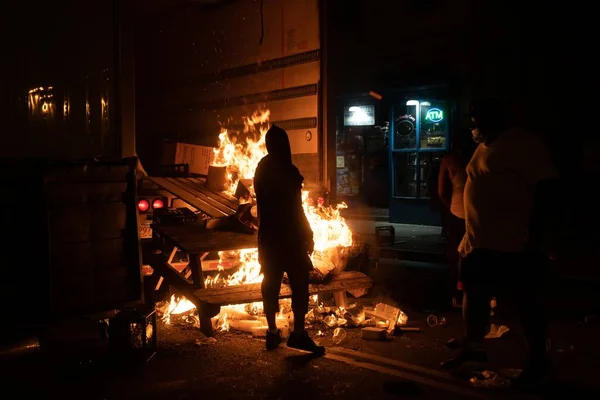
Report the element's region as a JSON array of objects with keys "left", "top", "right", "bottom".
[
  {"left": 364, "top": 303, "right": 406, "bottom": 334},
  {"left": 445, "top": 337, "right": 461, "bottom": 349},
  {"left": 361, "top": 327, "right": 387, "bottom": 341},
  {"left": 426, "top": 315, "right": 447, "bottom": 328},
  {"left": 484, "top": 324, "right": 510, "bottom": 339},
  {"left": 397, "top": 327, "right": 421, "bottom": 333},
  {"left": 195, "top": 336, "right": 217, "bottom": 346},
  {"left": 469, "top": 370, "right": 511, "bottom": 389},
  {"left": 332, "top": 328, "right": 347, "bottom": 344}
]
